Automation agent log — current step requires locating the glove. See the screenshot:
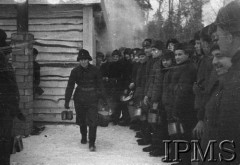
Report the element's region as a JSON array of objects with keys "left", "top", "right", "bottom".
[
  {"left": 64, "top": 103, "right": 70, "bottom": 109},
  {"left": 17, "top": 113, "right": 26, "bottom": 121}
]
